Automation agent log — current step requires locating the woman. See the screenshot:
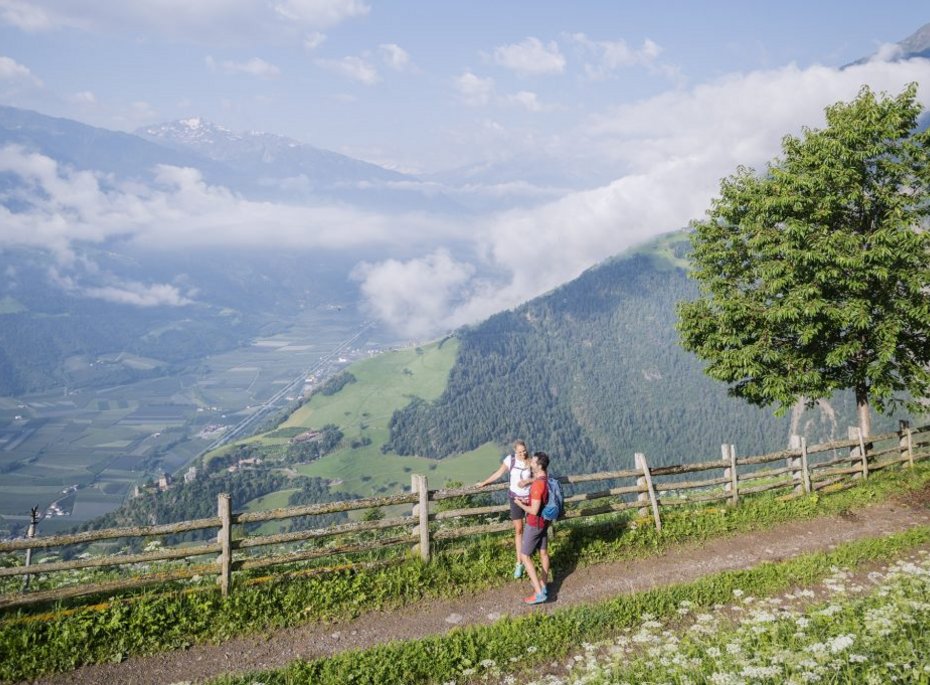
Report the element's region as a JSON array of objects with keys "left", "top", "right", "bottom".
[{"left": 476, "top": 439, "right": 533, "bottom": 578}]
